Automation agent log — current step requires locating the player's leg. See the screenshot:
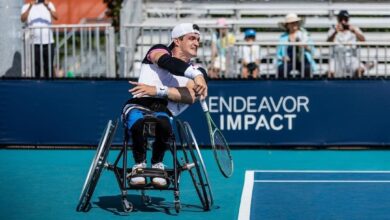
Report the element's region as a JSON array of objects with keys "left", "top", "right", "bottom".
[
  {"left": 328, "top": 58, "right": 336, "bottom": 78},
  {"left": 241, "top": 64, "right": 249, "bottom": 78},
  {"left": 352, "top": 57, "right": 365, "bottom": 78},
  {"left": 34, "top": 45, "right": 42, "bottom": 78},
  {"left": 247, "top": 62, "right": 258, "bottom": 79},
  {"left": 150, "top": 113, "right": 172, "bottom": 187},
  {"left": 42, "top": 44, "right": 50, "bottom": 78},
  {"left": 302, "top": 62, "right": 311, "bottom": 78},
  {"left": 125, "top": 109, "right": 147, "bottom": 186},
  {"left": 252, "top": 65, "right": 260, "bottom": 79}
]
